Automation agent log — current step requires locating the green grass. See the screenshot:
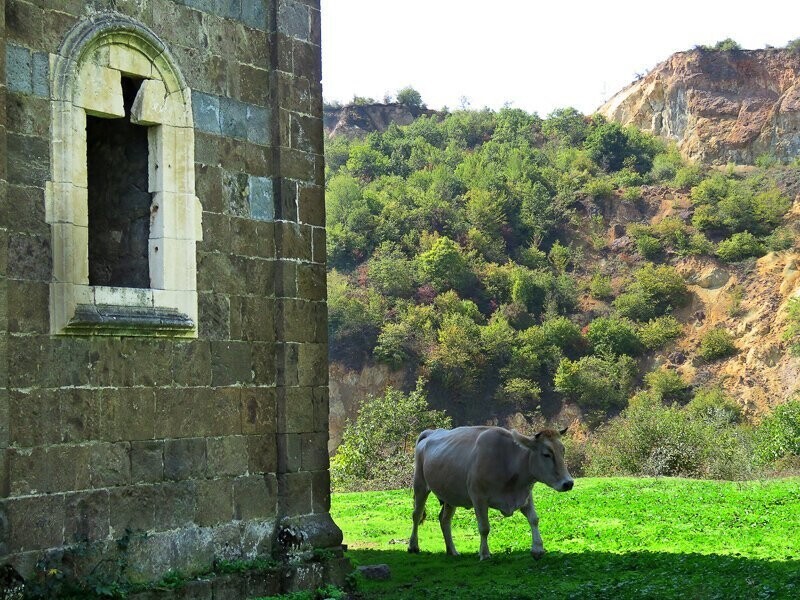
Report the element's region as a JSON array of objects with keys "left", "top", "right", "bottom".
[{"left": 331, "top": 477, "right": 800, "bottom": 599}]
